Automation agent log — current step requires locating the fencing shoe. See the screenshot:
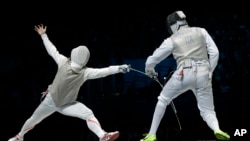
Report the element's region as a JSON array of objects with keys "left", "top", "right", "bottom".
[
  {"left": 140, "top": 134, "right": 157, "bottom": 141},
  {"left": 100, "top": 131, "right": 119, "bottom": 141},
  {"left": 214, "top": 129, "right": 230, "bottom": 140},
  {"left": 8, "top": 134, "right": 23, "bottom": 141}
]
